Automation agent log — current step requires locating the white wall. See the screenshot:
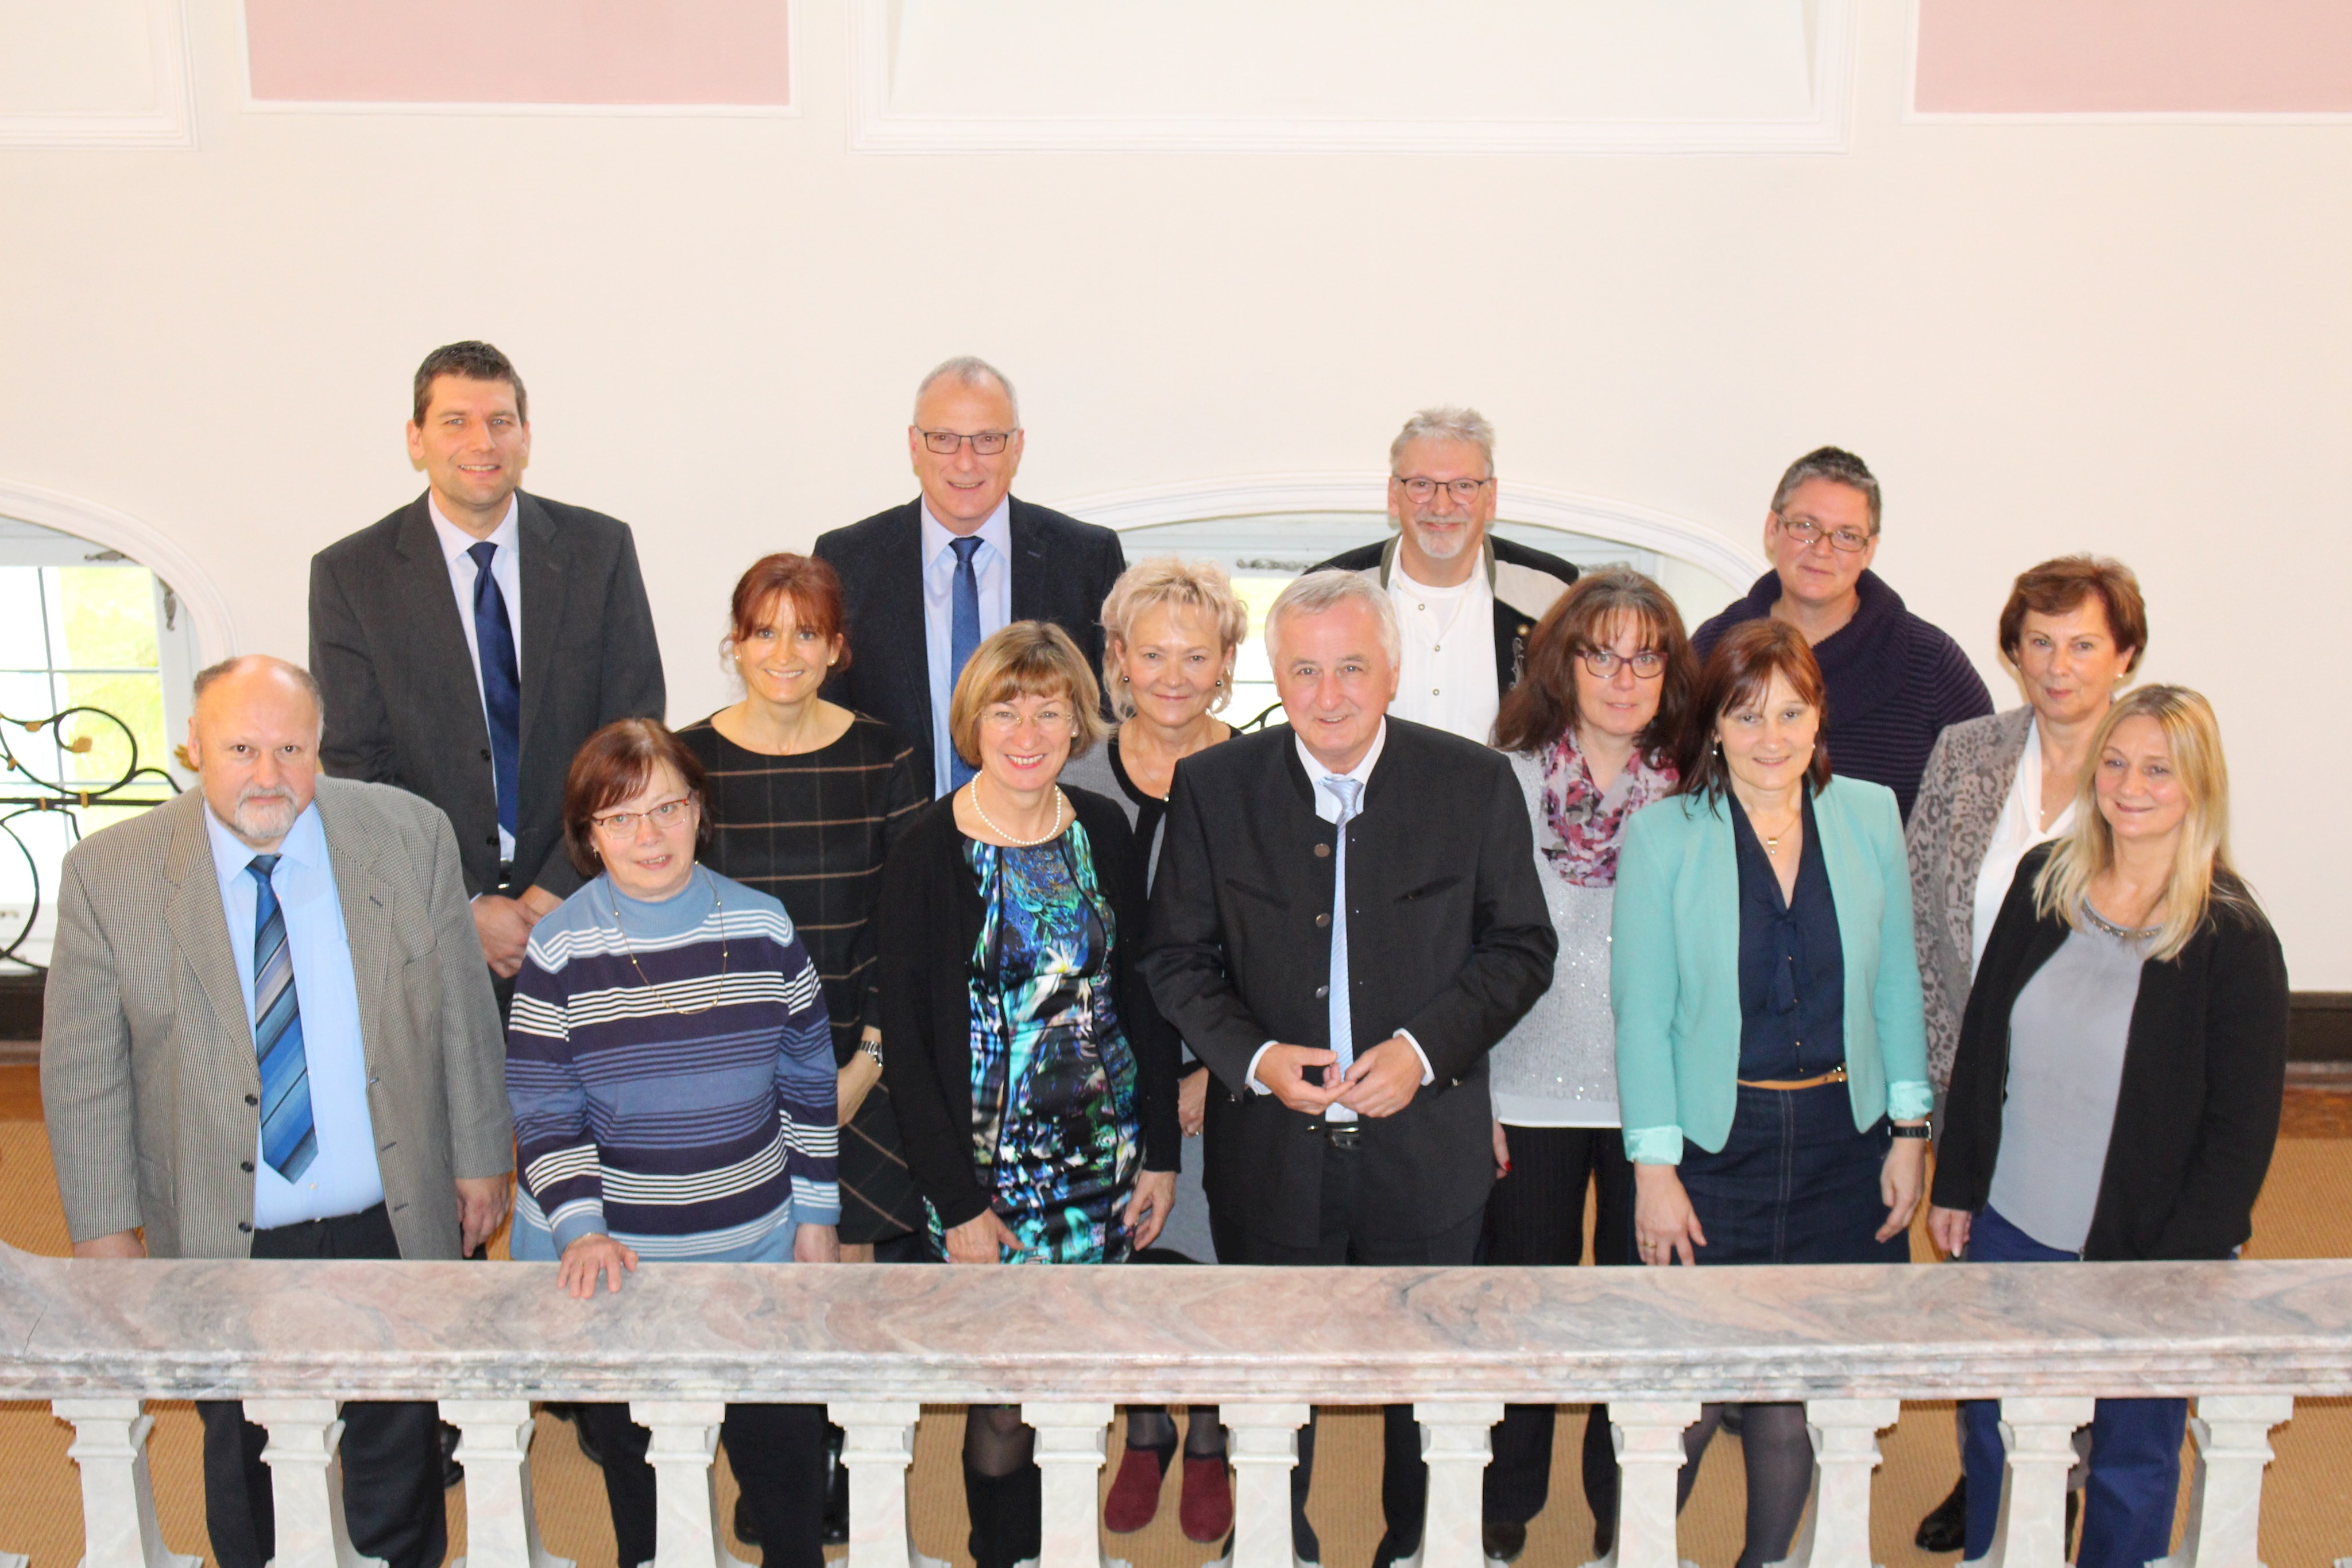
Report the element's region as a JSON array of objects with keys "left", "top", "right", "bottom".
[{"left": 3, "top": 1, "right": 2347, "bottom": 982}]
